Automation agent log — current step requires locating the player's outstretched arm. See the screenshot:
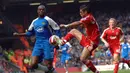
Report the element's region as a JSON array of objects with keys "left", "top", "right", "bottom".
[
  {"left": 67, "top": 47, "right": 72, "bottom": 54},
  {"left": 60, "top": 21, "right": 82, "bottom": 28}
]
